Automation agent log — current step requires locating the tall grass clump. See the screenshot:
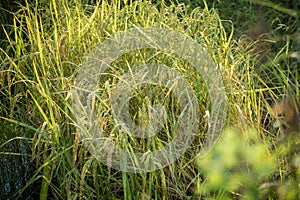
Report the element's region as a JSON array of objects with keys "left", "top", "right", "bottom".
[{"left": 0, "top": 0, "right": 299, "bottom": 199}]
